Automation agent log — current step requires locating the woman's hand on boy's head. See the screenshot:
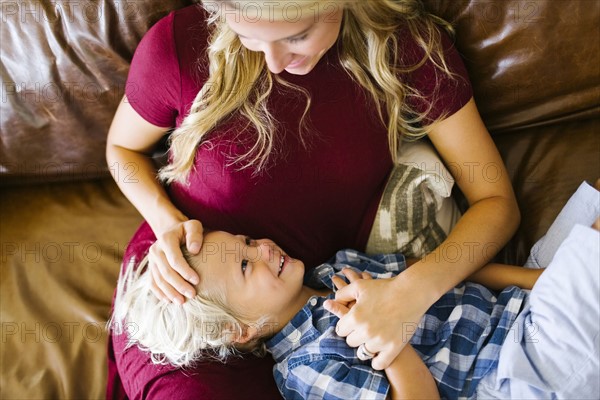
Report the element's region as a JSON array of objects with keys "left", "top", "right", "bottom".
[{"left": 148, "top": 219, "right": 203, "bottom": 305}]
